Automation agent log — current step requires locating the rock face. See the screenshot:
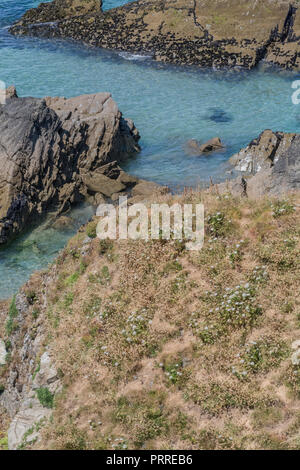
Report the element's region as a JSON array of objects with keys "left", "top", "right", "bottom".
[
  {"left": 220, "top": 130, "right": 300, "bottom": 197},
  {"left": 7, "top": 398, "right": 53, "bottom": 450},
  {"left": 10, "top": 0, "right": 300, "bottom": 70},
  {"left": 291, "top": 340, "right": 300, "bottom": 366},
  {"left": 0, "top": 90, "right": 140, "bottom": 245},
  {"left": 0, "top": 291, "right": 62, "bottom": 450},
  {"left": 18, "top": 0, "right": 102, "bottom": 24}
]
